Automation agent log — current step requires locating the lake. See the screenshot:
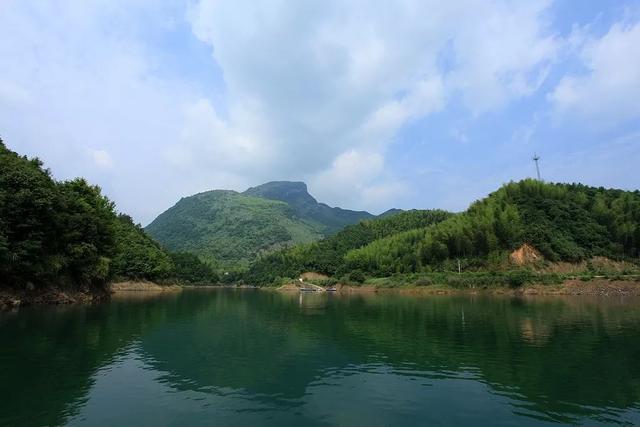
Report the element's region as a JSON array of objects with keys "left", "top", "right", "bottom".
[{"left": 1, "top": 289, "right": 640, "bottom": 426}]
